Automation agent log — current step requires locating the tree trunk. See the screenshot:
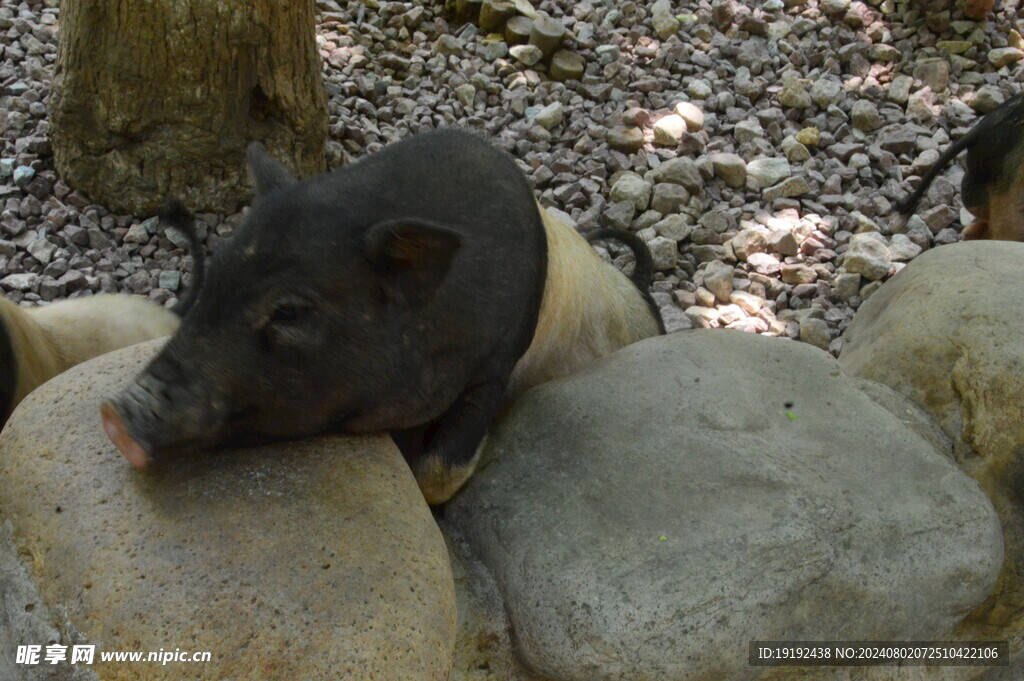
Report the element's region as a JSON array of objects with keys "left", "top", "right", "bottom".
[{"left": 50, "top": 0, "right": 328, "bottom": 215}]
